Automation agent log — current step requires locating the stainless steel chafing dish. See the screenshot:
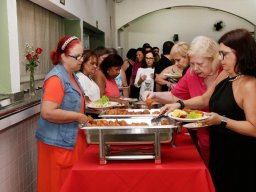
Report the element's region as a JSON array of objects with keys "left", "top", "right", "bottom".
[{"left": 81, "top": 118, "right": 177, "bottom": 164}]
